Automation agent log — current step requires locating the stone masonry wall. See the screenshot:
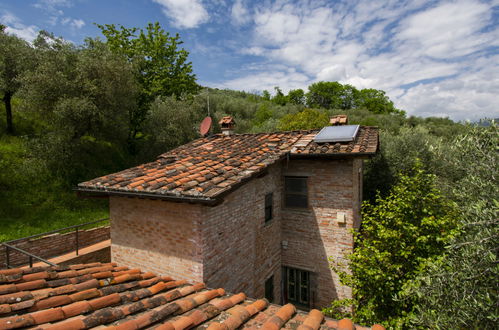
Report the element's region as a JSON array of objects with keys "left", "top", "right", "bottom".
[
  {"left": 0, "top": 226, "right": 110, "bottom": 268},
  {"left": 109, "top": 197, "right": 204, "bottom": 283},
  {"left": 202, "top": 163, "right": 283, "bottom": 303},
  {"left": 281, "top": 158, "right": 360, "bottom": 308}
]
